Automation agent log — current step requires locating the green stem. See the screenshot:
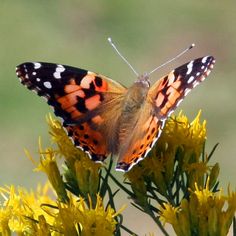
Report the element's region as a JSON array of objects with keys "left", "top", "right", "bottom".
[{"left": 107, "top": 171, "right": 135, "bottom": 197}]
